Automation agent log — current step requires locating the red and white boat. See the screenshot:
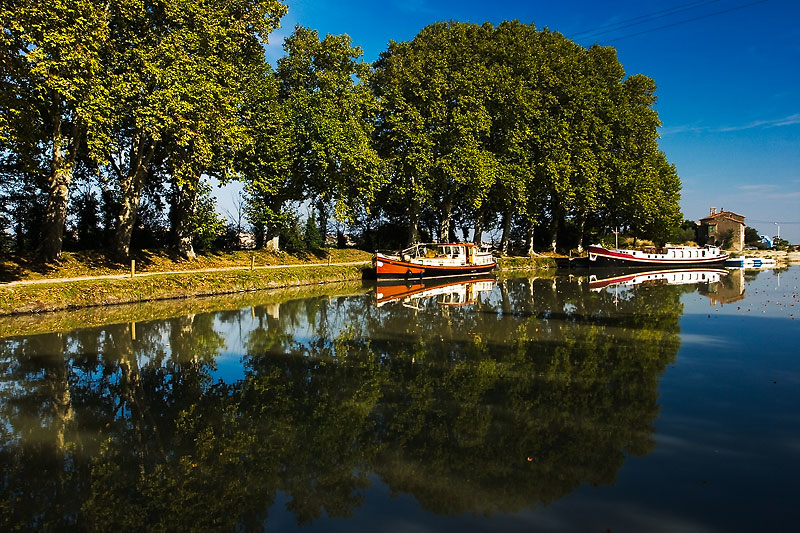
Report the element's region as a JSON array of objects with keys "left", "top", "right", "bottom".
[
  {"left": 587, "top": 244, "right": 728, "bottom": 268},
  {"left": 374, "top": 242, "right": 497, "bottom": 279}
]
